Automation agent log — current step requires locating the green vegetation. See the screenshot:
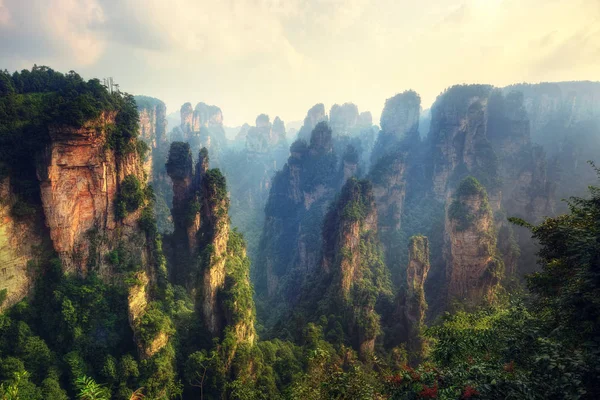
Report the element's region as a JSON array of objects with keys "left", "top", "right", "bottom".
[
  {"left": 0, "top": 66, "right": 143, "bottom": 219},
  {"left": 115, "top": 175, "right": 147, "bottom": 220},
  {"left": 448, "top": 177, "right": 492, "bottom": 231},
  {"left": 165, "top": 142, "right": 192, "bottom": 180}
]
